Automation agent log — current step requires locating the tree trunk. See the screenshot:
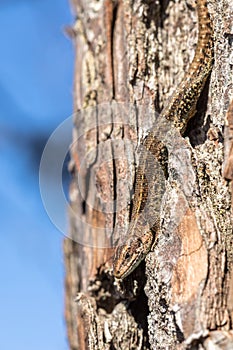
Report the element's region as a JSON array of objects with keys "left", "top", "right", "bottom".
[{"left": 64, "top": 0, "right": 233, "bottom": 349}]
